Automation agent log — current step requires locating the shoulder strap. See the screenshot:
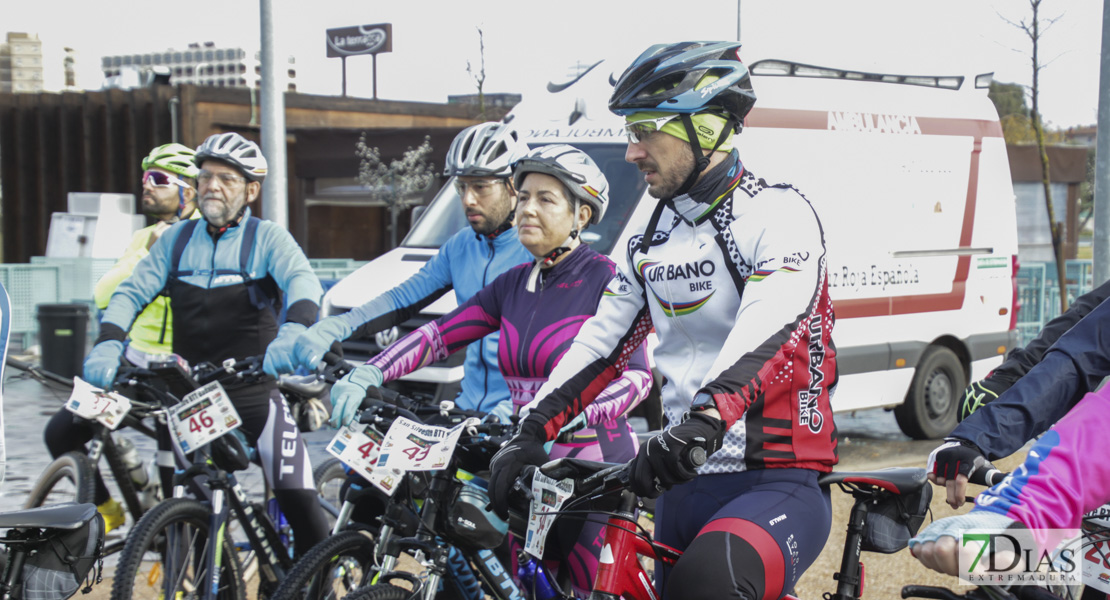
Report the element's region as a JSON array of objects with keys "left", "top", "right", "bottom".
[
  {"left": 239, "top": 217, "right": 259, "bottom": 275},
  {"left": 169, "top": 219, "right": 201, "bottom": 278}
]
